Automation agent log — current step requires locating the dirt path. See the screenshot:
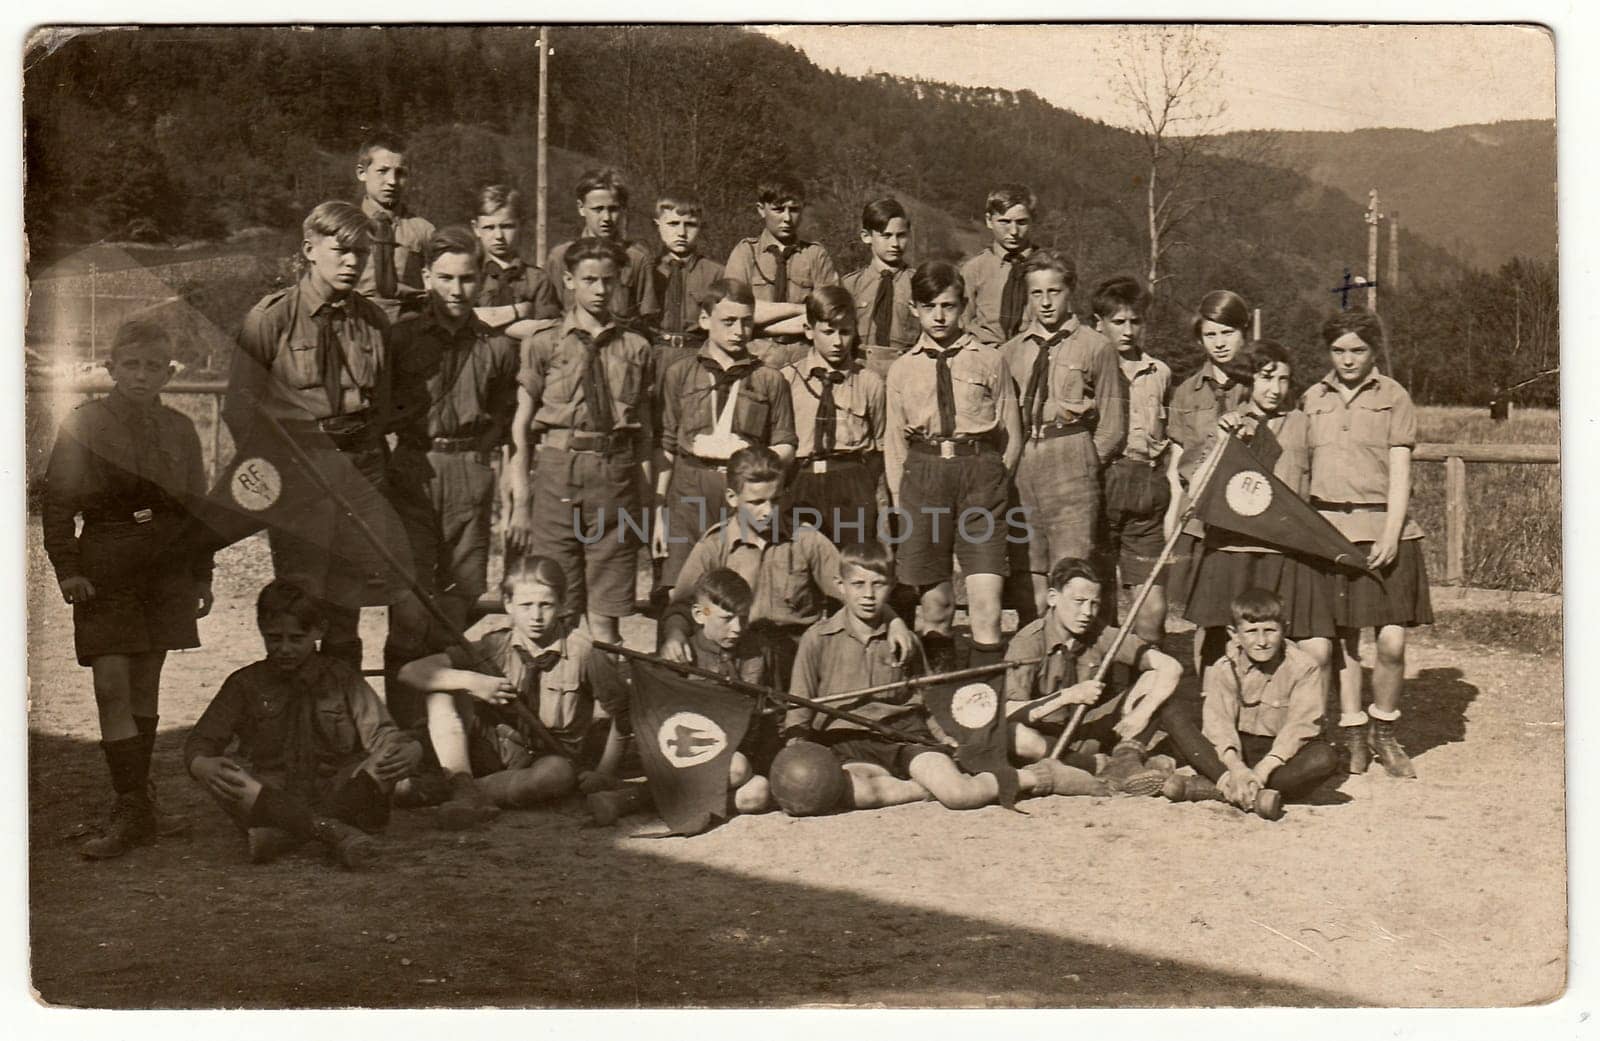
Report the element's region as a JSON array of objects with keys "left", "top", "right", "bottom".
[{"left": 27, "top": 533, "right": 1565, "bottom": 1008}]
